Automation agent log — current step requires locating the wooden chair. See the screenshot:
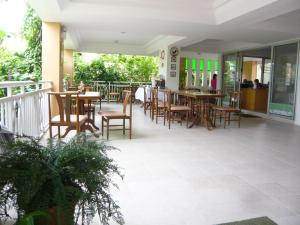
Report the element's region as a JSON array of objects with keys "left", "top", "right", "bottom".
[
  {"left": 108, "top": 85, "right": 121, "bottom": 103},
  {"left": 151, "top": 88, "right": 167, "bottom": 124},
  {"left": 213, "top": 91, "right": 241, "bottom": 128},
  {"left": 143, "top": 86, "right": 151, "bottom": 115},
  {"left": 100, "top": 90, "right": 132, "bottom": 140},
  {"left": 48, "top": 92, "right": 89, "bottom": 138},
  {"left": 165, "top": 90, "right": 191, "bottom": 129}
]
